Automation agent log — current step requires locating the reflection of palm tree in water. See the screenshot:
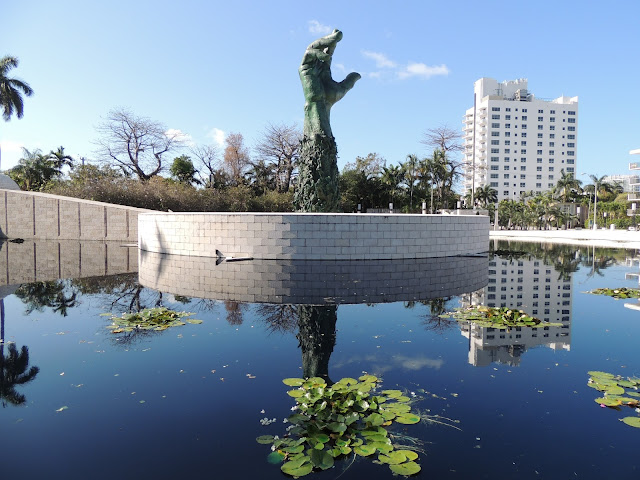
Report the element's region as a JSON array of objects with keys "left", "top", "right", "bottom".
[
  {"left": 0, "top": 300, "right": 39, "bottom": 407},
  {"left": 420, "top": 297, "right": 456, "bottom": 333},
  {"left": 14, "top": 281, "right": 78, "bottom": 317},
  {"left": 297, "top": 305, "right": 337, "bottom": 384}
]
